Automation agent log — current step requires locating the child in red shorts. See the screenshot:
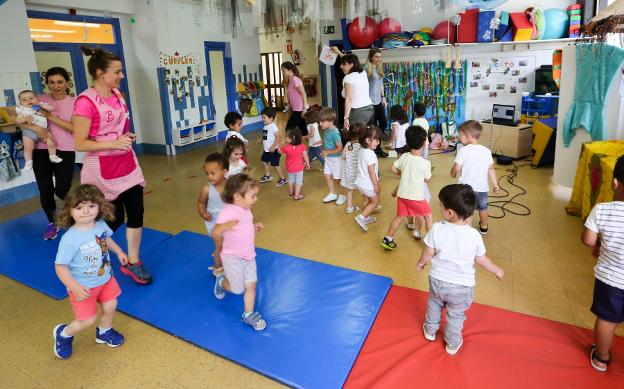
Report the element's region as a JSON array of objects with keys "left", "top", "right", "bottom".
[
  {"left": 52, "top": 184, "right": 129, "bottom": 359},
  {"left": 381, "top": 126, "right": 432, "bottom": 250}
]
